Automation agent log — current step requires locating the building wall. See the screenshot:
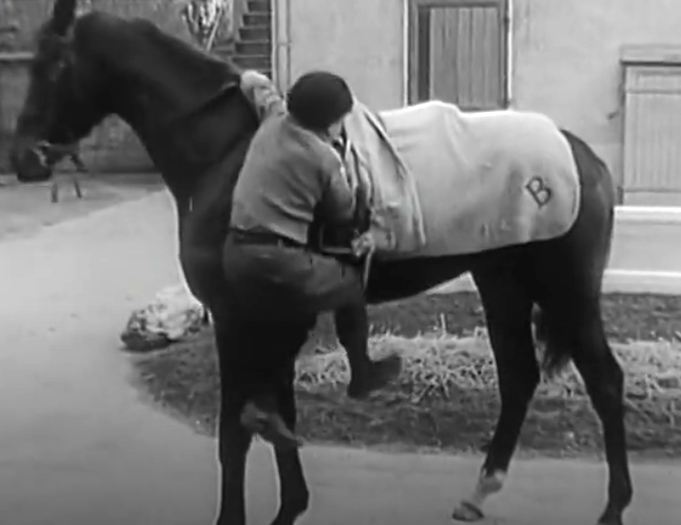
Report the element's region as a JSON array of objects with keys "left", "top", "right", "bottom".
[
  {"left": 279, "top": 0, "right": 406, "bottom": 110},
  {"left": 279, "top": 0, "right": 681, "bottom": 188},
  {"left": 511, "top": 0, "right": 681, "bottom": 189}
]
